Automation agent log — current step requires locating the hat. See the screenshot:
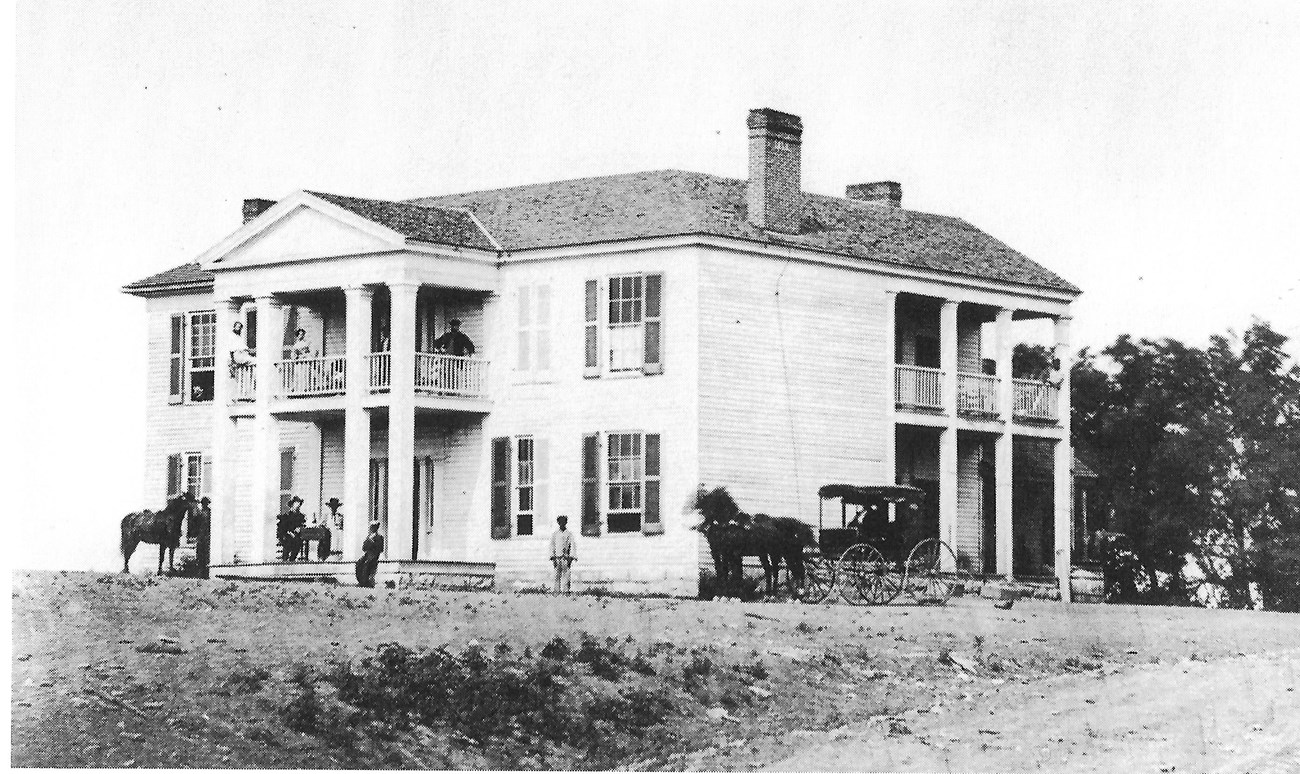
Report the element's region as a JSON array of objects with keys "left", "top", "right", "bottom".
[
  {"left": 200, "top": 496, "right": 212, "bottom": 505},
  {"left": 450, "top": 318, "right": 462, "bottom": 327},
  {"left": 324, "top": 497, "right": 343, "bottom": 511},
  {"left": 288, "top": 495, "right": 304, "bottom": 507},
  {"left": 556, "top": 515, "right": 569, "bottom": 524},
  {"left": 368, "top": 520, "right": 381, "bottom": 529}
]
